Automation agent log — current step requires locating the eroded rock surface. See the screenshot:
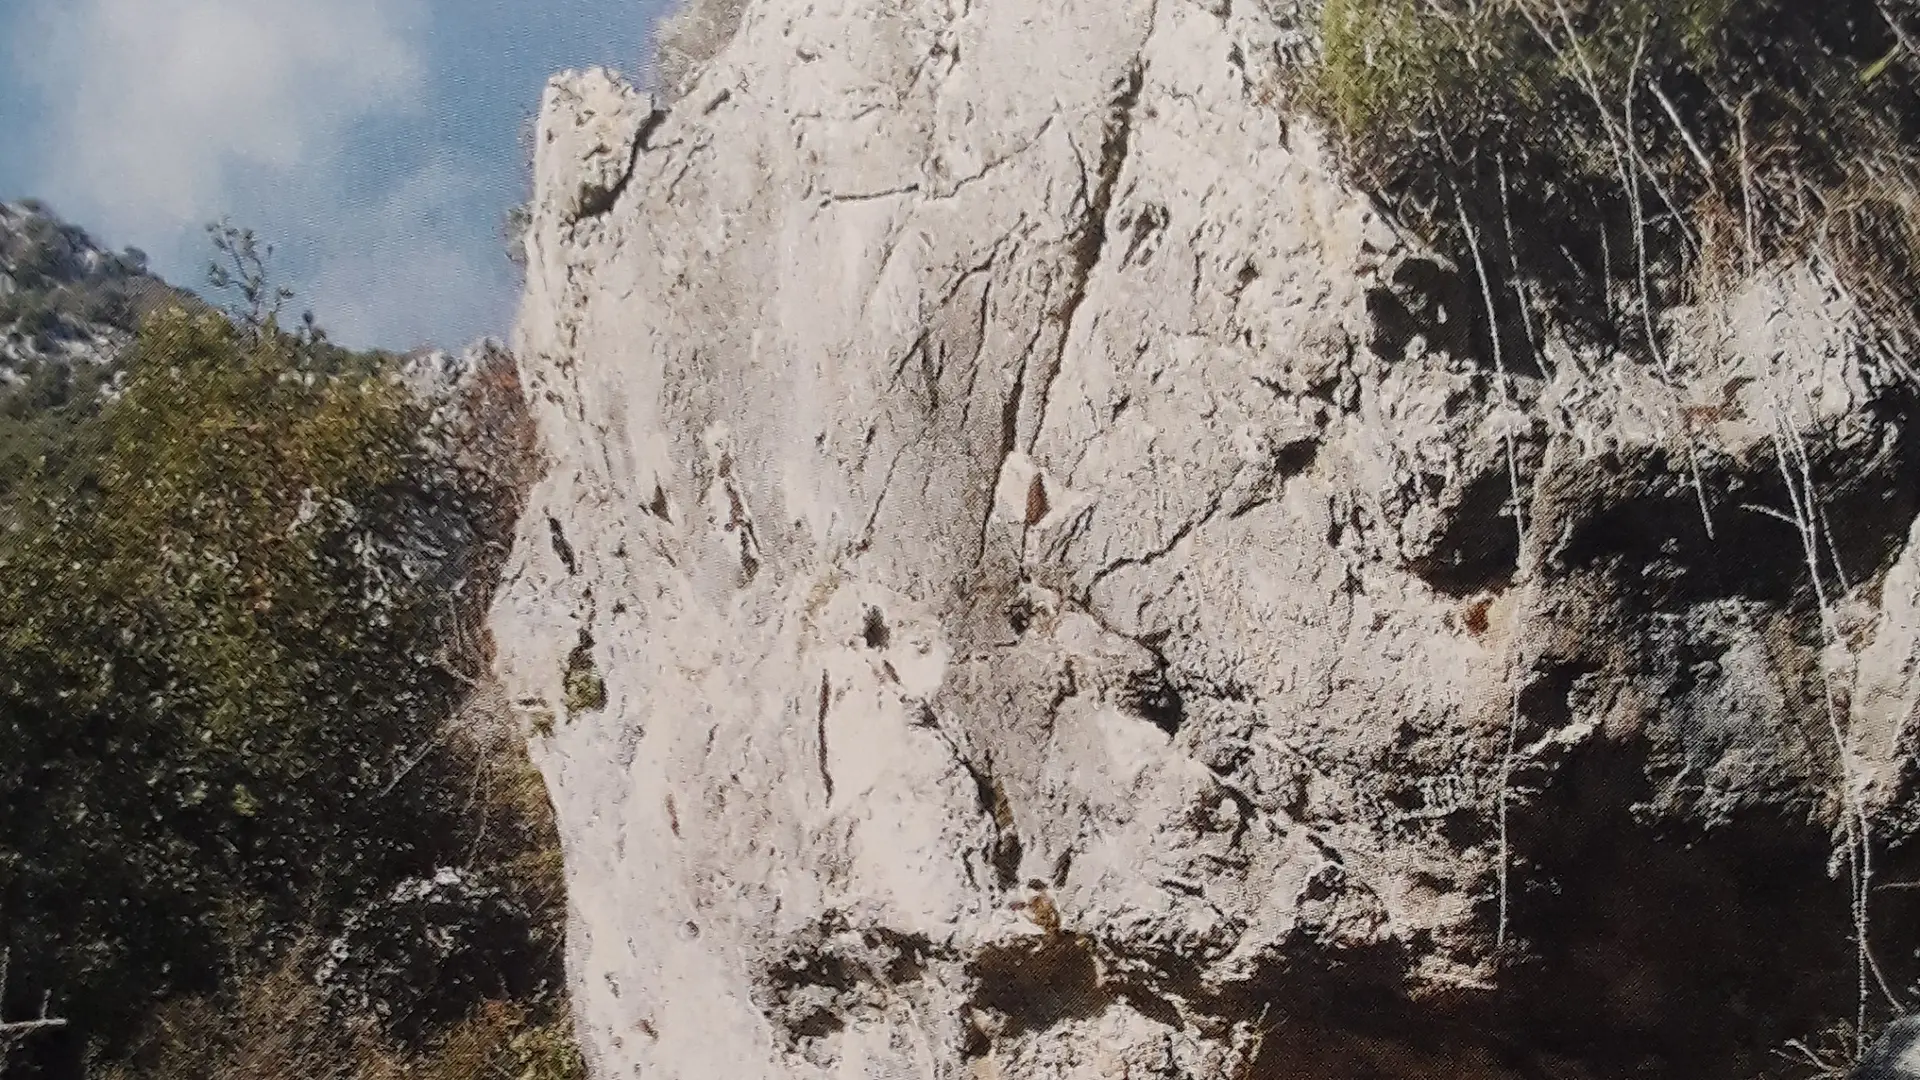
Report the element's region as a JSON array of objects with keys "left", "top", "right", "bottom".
[{"left": 489, "top": 1, "right": 1920, "bottom": 1076}]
